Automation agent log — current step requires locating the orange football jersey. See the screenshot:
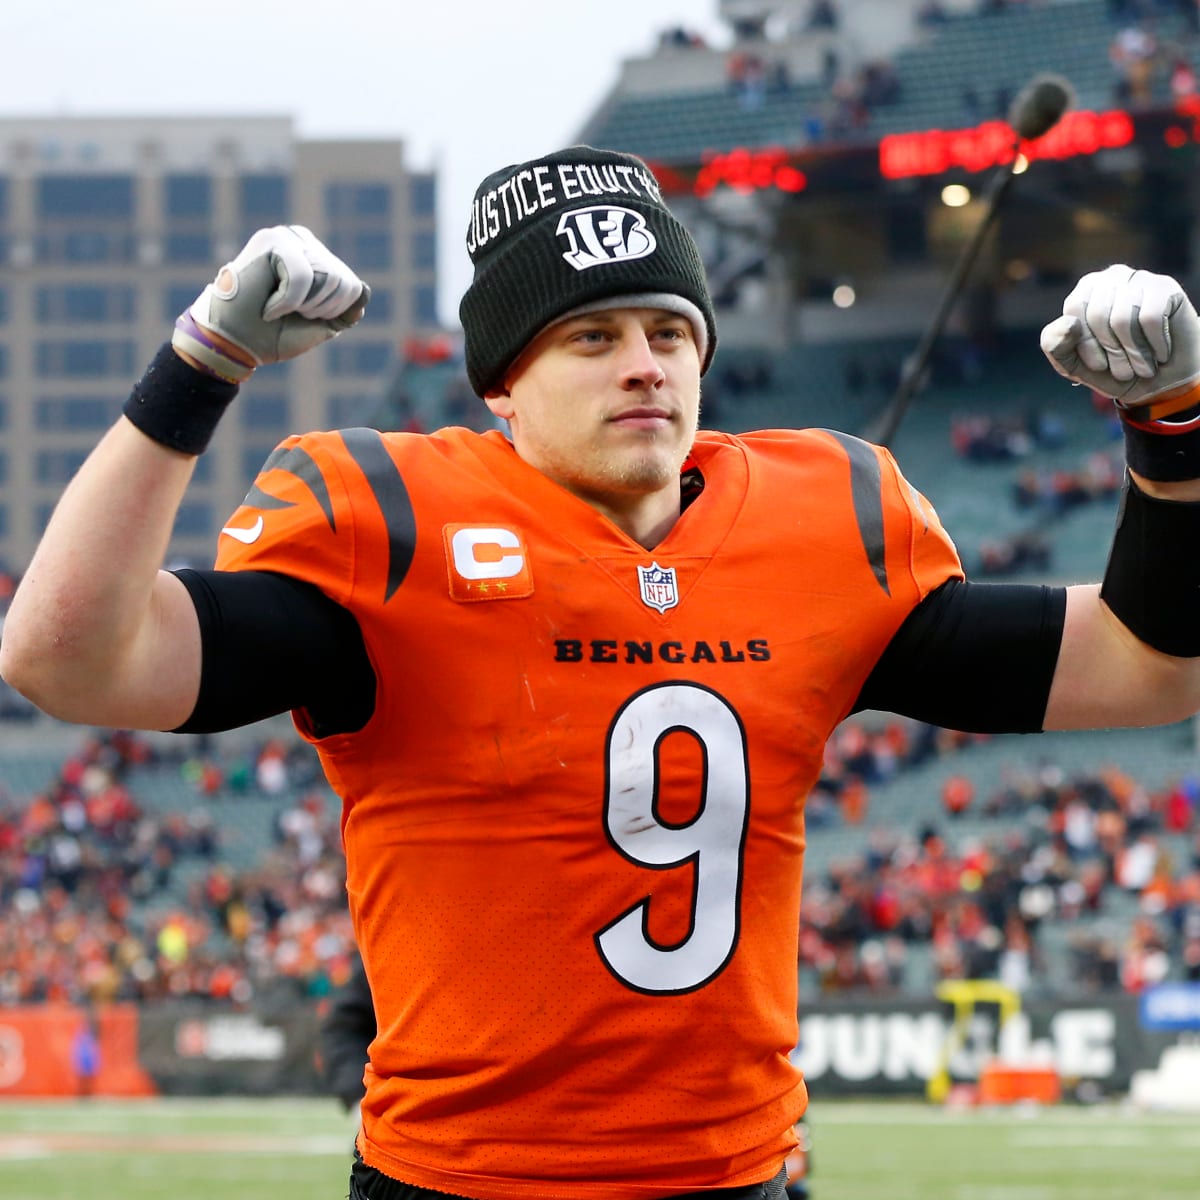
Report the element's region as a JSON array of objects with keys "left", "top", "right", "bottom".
[{"left": 214, "top": 425, "right": 961, "bottom": 1199}]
